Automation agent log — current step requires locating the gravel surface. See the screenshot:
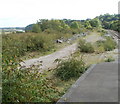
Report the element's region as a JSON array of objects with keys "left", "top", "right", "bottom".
[
  {"left": 20, "top": 30, "right": 118, "bottom": 72},
  {"left": 20, "top": 43, "right": 78, "bottom": 72}
]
